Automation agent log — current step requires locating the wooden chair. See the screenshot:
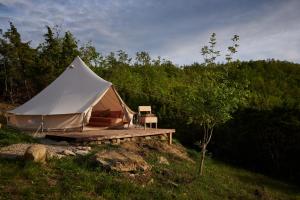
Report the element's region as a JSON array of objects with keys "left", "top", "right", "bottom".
[{"left": 138, "top": 106, "right": 158, "bottom": 129}]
